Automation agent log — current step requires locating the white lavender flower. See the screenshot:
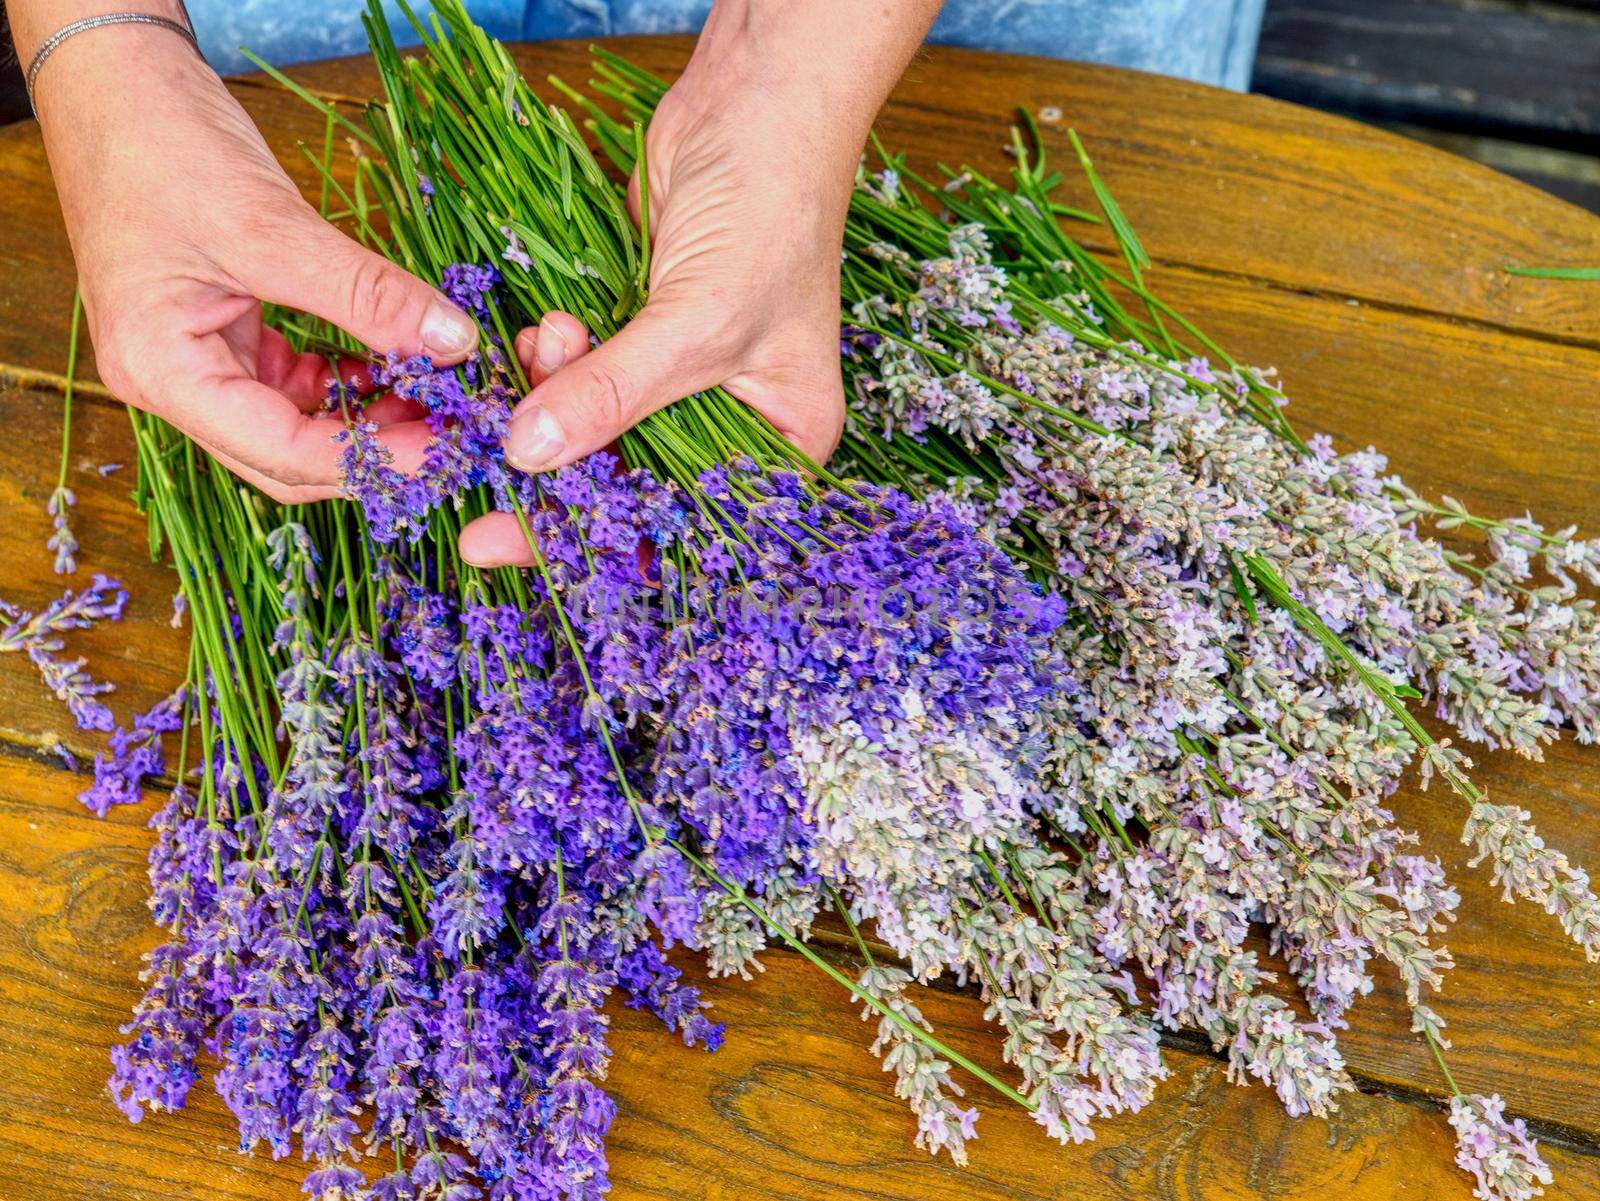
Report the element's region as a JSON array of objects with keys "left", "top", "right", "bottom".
[{"left": 1449, "top": 1093, "right": 1553, "bottom": 1201}]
